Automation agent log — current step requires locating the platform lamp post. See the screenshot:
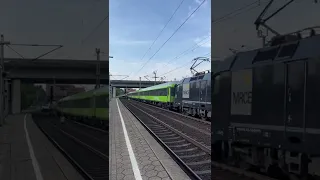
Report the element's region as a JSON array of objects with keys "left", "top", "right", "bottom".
[
  {"left": 0, "top": 34, "right": 10, "bottom": 126},
  {"left": 95, "top": 48, "right": 101, "bottom": 89},
  {"left": 108, "top": 56, "right": 113, "bottom": 100},
  {"left": 139, "top": 77, "right": 141, "bottom": 98}
]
